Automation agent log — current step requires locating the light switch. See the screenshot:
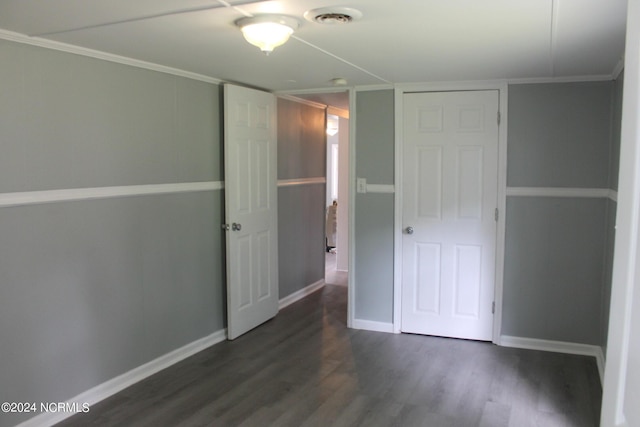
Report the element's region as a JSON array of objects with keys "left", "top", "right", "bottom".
[{"left": 357, "top": 178, "right": 367, "bottom": 193}]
